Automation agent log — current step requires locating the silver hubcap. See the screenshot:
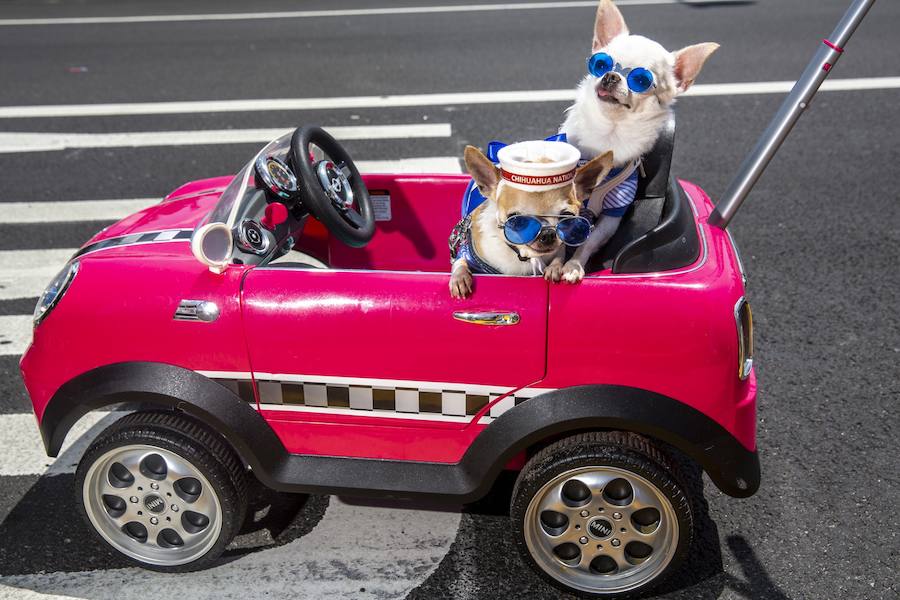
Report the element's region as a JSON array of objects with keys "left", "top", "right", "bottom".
[
  {"left": 82, "top": 444, "right": 222, "bottom": 566},
  {"left": 523, "top": 466, "right": 678, "bottom": 595}
]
